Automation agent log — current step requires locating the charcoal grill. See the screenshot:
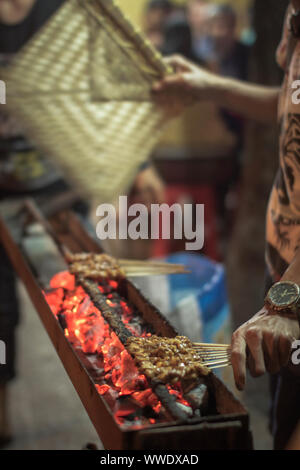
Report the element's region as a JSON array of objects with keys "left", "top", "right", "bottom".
[{"left": 0, "top": 199, "right": 253, "bottom": 450}]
